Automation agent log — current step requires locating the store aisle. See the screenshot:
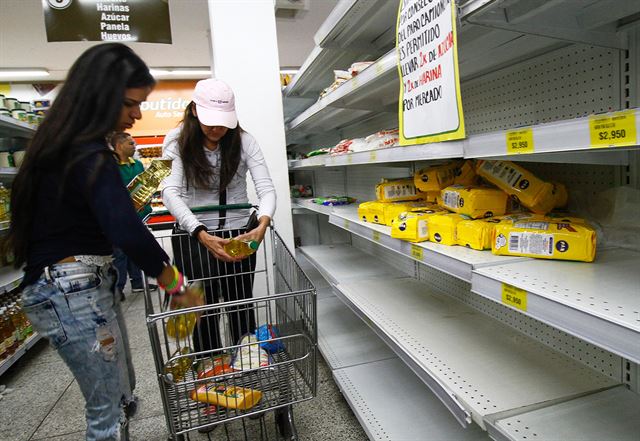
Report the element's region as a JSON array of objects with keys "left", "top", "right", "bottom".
[{"left": 0, "top": 289, "right": 367, "bottom": 441}]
